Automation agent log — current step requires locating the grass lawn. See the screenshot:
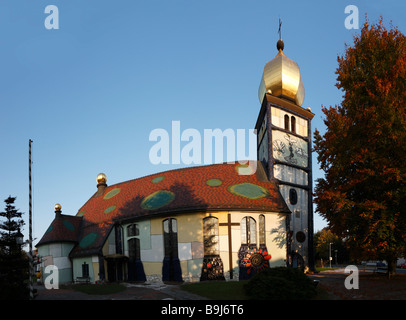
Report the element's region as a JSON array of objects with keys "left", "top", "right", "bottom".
[
  {"left": 71, "top": 283, "right": 127, "bottom": 295},
  {"left": 181, "top": 279, "right": 329, "bottom": 300}
]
